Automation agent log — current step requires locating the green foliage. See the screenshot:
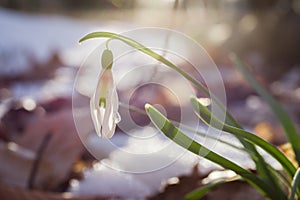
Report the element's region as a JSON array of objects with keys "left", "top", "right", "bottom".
[
  {"left": 230, "top": 53, "right": 300, "bottom": 165},
  {"left": 80, "top": 32, "right": 300, "bottom": 199},
  {"left": 190, "top": 97, "right": 296, "bottom": 179},
  {"left": 145, "top": 104, "right": 275, "bottom": 199},
  {"left": 79, "top": 32, "right": 276, "bottom": 179}
]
